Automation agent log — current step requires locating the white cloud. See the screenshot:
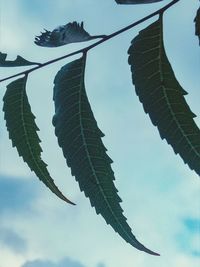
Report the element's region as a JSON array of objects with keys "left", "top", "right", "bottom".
[
  {"left": 0, "top": 248, "right": 24, "bottom": 267},
  {"left": 21, "top": 257, "right": 86, "bottom": 267},
  {"left": 0, "top": 227, "right": 27, "bottom": 253},
  {"left": 1, "top": 174, "right": 199, "bottom": 267}
]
